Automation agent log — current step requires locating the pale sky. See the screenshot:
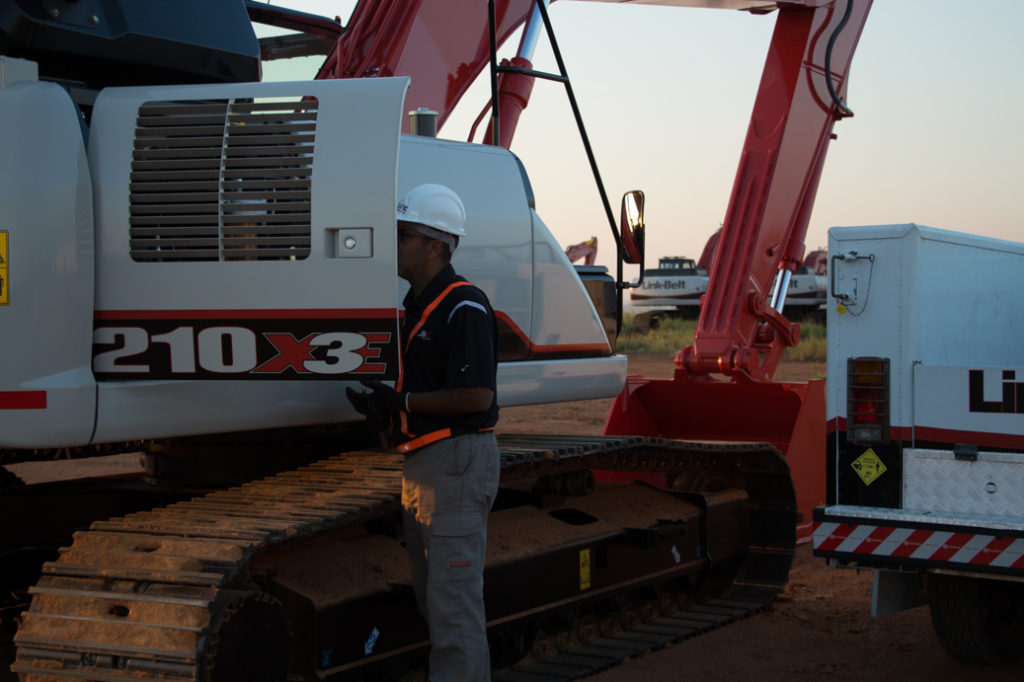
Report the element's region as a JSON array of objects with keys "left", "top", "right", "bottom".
[{"left": 262, "top": 1, "right": 1023, "bottom": 276}]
